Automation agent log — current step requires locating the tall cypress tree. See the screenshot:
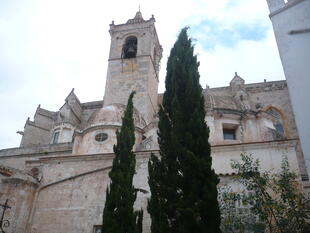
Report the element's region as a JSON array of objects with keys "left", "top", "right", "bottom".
[
  {"left": 148, "top": 28, "right": 221, "bottom": 233},
  {"left": 102, "top": 92, "right": 143, "bottom": 233}
]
